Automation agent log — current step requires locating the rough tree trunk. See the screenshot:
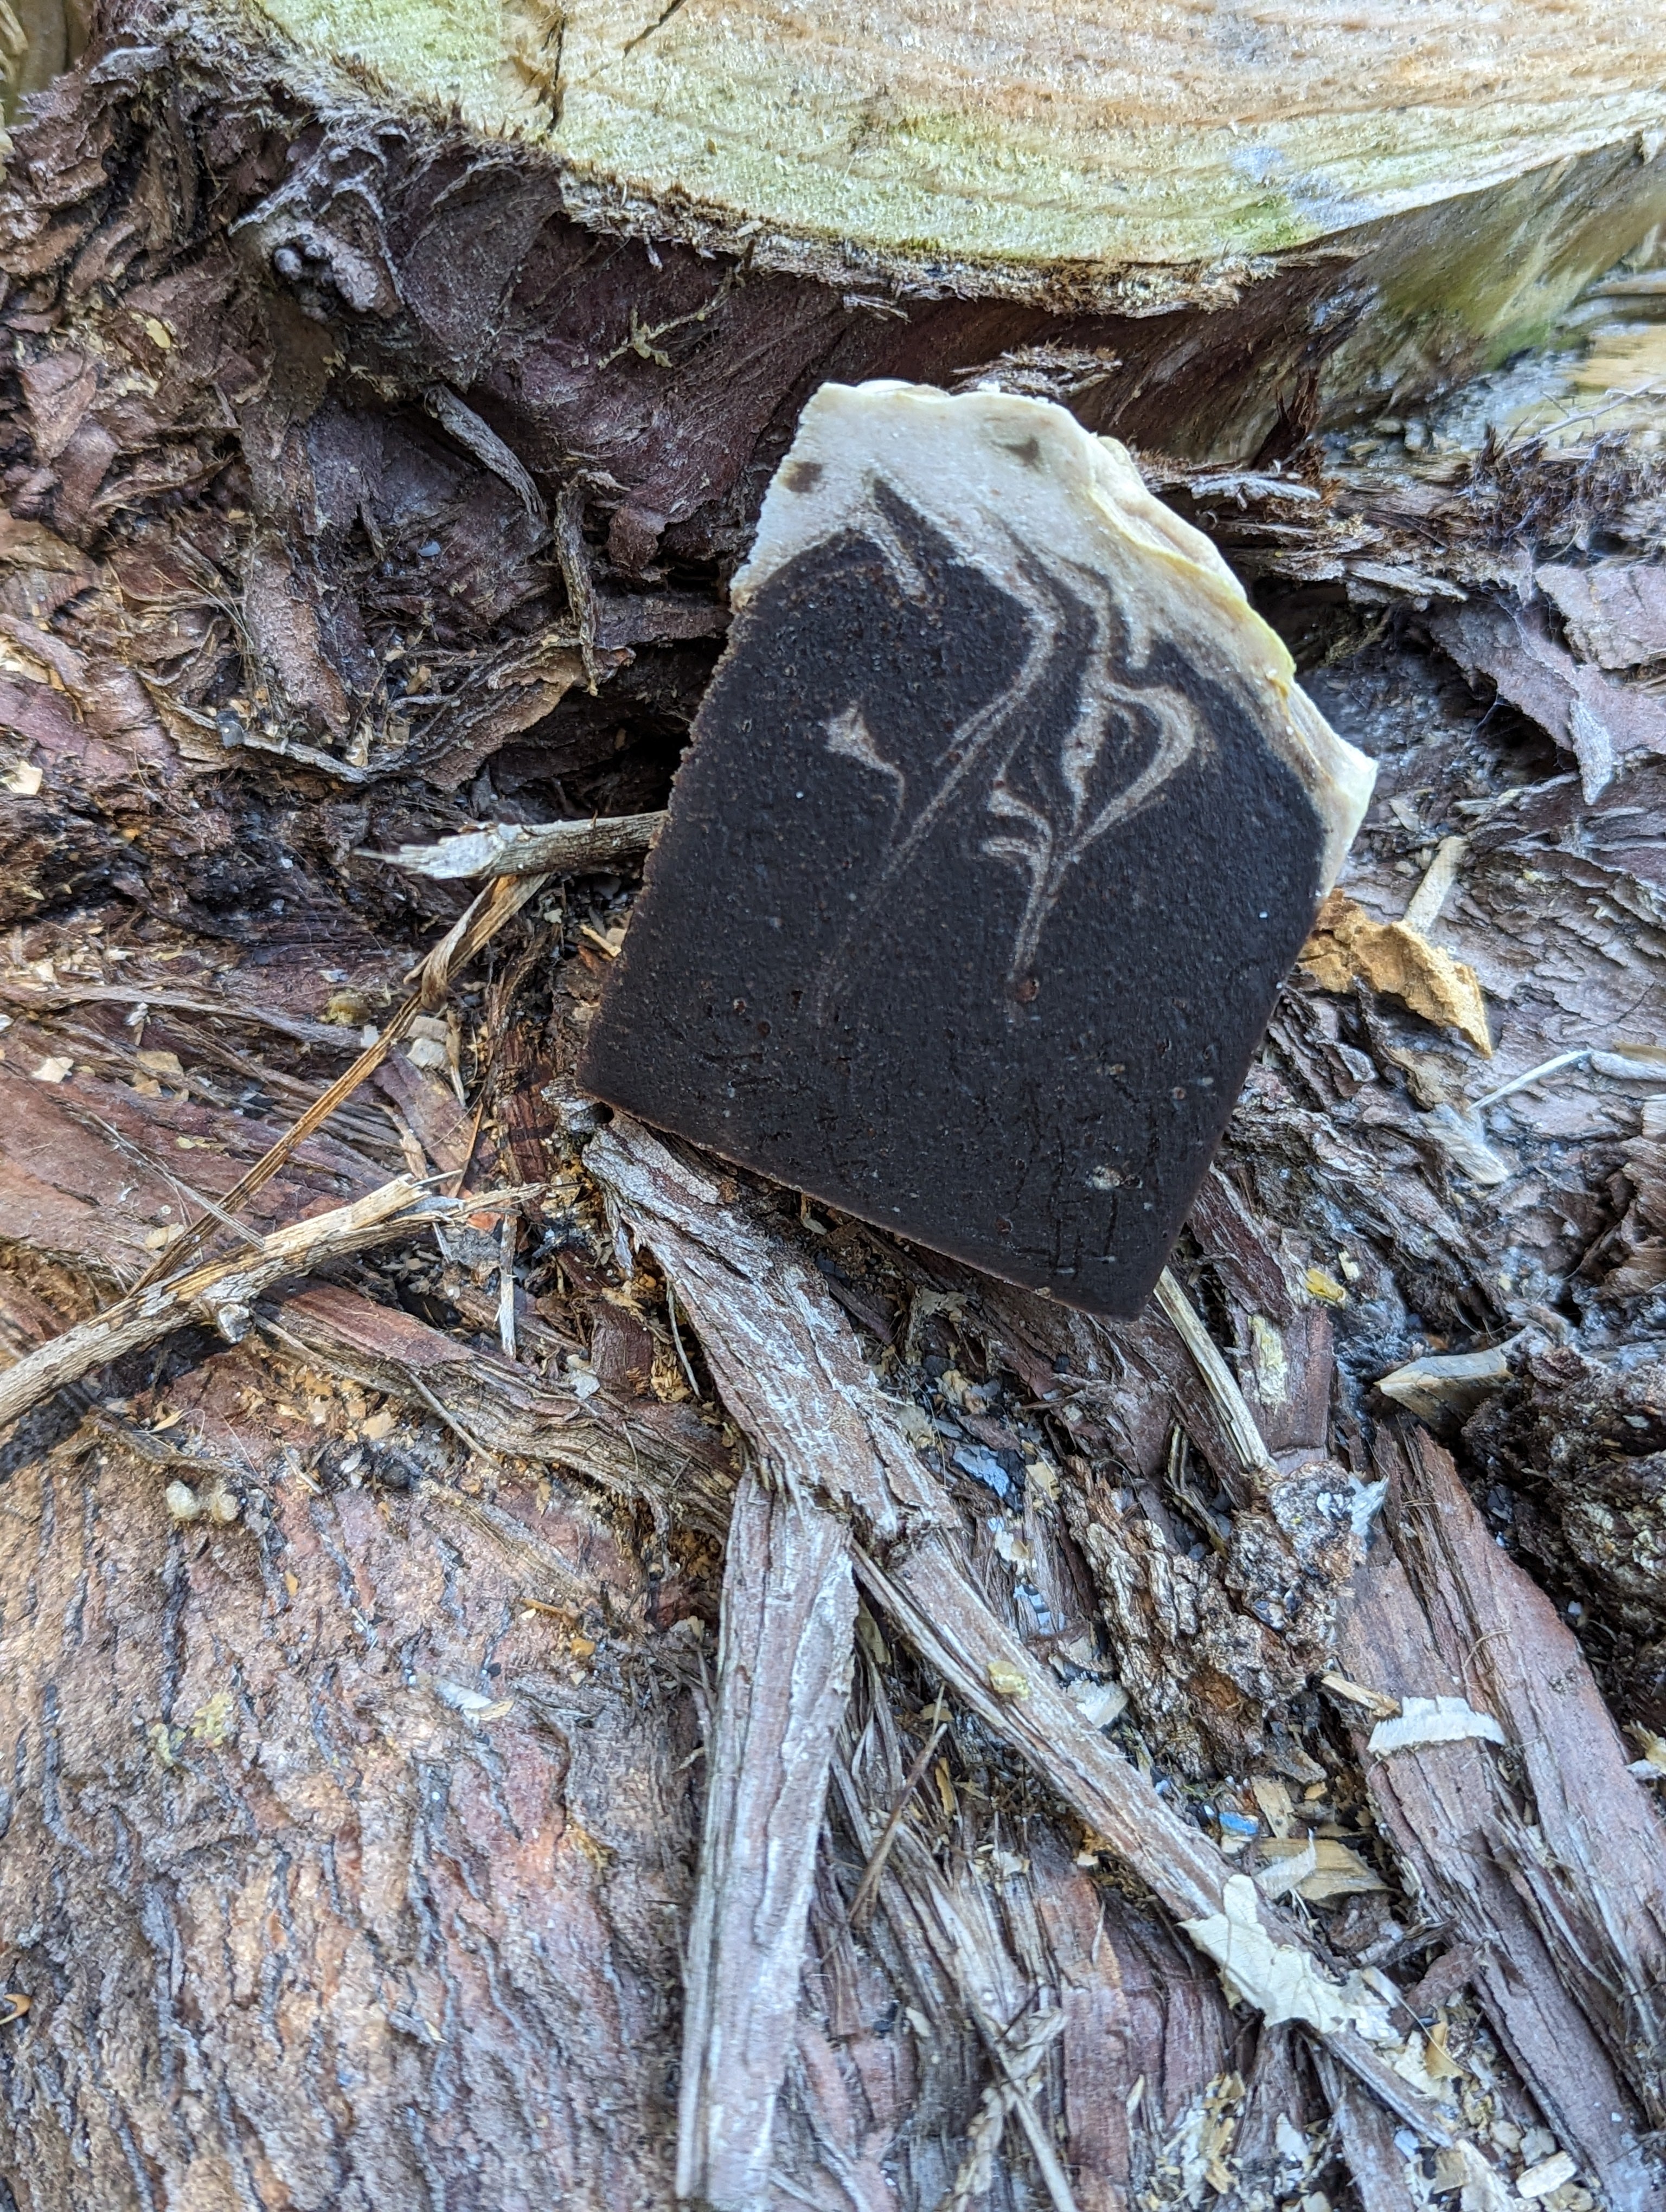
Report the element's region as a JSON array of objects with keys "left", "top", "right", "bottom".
[{"left": 1, "top": 4, "right": 1665, "bottom": 2210}]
